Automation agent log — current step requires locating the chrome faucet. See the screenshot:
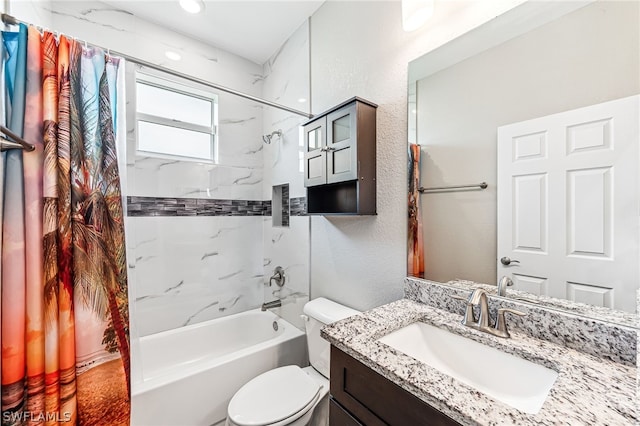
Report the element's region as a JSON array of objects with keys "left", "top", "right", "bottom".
[
  {"left": 497, "top": 276, "right": 513, "bottom": 296},
  {"left": 261, "top": 299, "right": 282, "bottom": 311},
  {"left": 453, "top": 288, "right": 491, "bottom": 328},
  {"left": 453, "top": 288, "right": 526, "bottom": 338}
]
